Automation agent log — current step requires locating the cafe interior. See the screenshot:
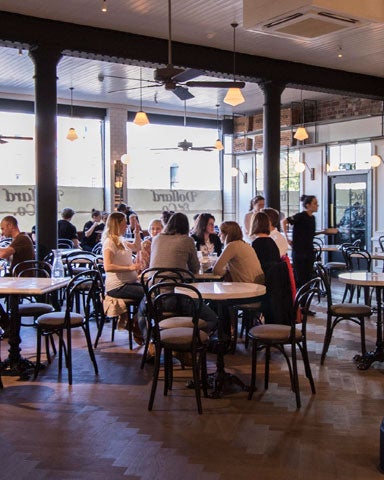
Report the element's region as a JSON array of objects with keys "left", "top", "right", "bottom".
[{"left": 1, "top": 1, "right": 384, "bottom": 479}]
